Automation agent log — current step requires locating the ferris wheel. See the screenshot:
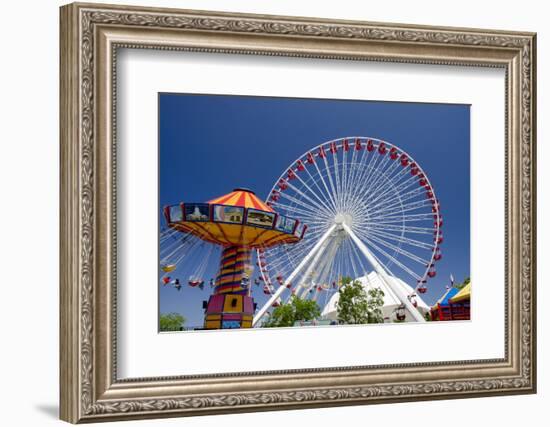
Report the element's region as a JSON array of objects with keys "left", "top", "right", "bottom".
[{"left": 253, "top": 137, "right": 443, "bottom": 325}]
